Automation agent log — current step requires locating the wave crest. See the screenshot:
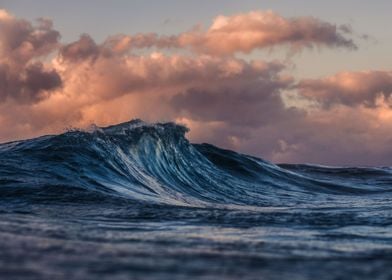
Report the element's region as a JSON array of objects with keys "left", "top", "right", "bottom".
[{"left": 1, "top": 119, "right": 391, "bottom": 207}]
